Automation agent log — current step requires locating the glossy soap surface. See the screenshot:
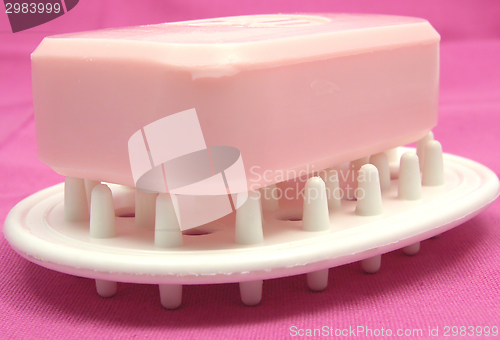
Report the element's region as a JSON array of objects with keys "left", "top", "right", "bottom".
[{"left": 32, "top": 14, "right": 440, "bottom": 189}]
